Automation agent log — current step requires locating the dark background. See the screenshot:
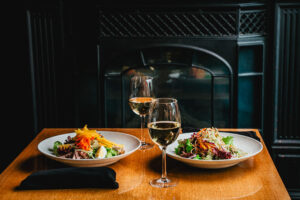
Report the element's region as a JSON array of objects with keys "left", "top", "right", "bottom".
[
  {"left": 2, "top": 0, "right": 300, "bottom": 198},
  {"left": 3, "top": 0, "right": 33, "bottom": 172}
]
